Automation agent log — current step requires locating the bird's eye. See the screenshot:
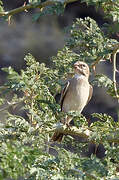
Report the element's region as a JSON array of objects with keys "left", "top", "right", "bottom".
[{"left": 82, "top": 64, "right": 86, "bottom": 67}]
